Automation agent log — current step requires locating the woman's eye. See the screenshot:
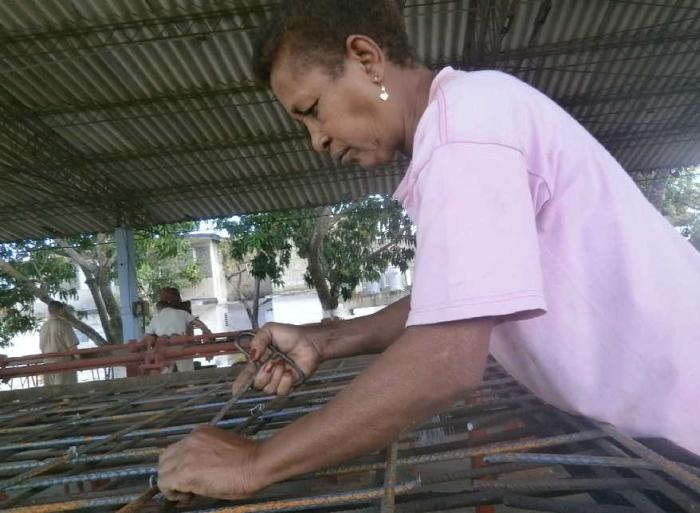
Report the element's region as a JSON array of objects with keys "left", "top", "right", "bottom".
[{"left": 304, "top": 101, "right": 318, "bottom": 117}]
